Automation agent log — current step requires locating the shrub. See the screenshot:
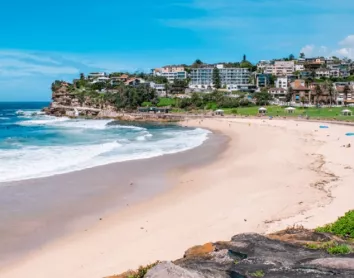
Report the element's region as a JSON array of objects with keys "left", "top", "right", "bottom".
[
  {"left": 249, "top": 270, "right": 265, "bottom": 277},
  {"left": 315, "top": 210, "right": 354, "bottom": 238},
  {"left": 327, "top": 244, "right": 352, "bottom": 255},
  {"left": 109, "top": 261, "right": 159, "bottom": 278}
]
